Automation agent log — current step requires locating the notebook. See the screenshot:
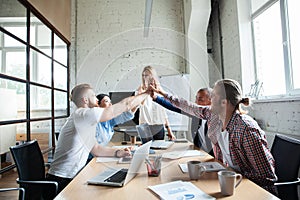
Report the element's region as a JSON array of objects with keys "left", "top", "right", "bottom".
[
  {"left": 87, "top": 141, "right": 151, "bottom": 187},
  {"left": 136, "top": 124, "right": 174, "bottom": 149}
]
